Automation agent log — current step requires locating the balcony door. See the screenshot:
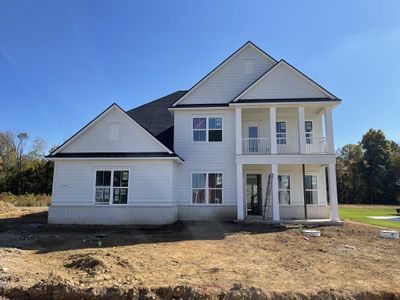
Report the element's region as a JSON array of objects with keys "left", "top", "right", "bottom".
[{"left": 248, "top": 125, "right": 259, "bottom": 153}]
